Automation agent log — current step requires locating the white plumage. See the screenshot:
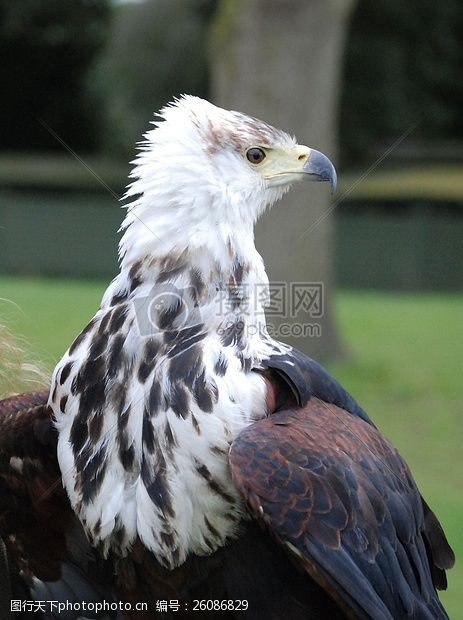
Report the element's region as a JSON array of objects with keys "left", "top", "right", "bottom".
[{"left": 49, "top": 96, "right": 328, "bottom": 568}]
